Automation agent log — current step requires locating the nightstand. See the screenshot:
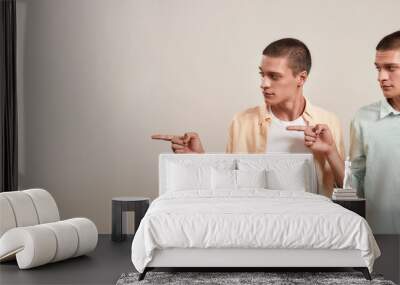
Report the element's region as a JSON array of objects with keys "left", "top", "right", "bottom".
[
  {"left": 112, "top": 197, "right": 150, "bottom": 241},
  {"left": 332, "top": 198, "right": 366, "bottom": 218}
]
